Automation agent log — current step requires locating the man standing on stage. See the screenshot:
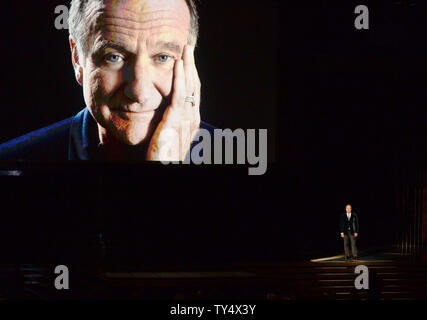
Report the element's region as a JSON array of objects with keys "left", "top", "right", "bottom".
[{"left": 339, "top": 204, "right": 359, "bottom": 261}]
